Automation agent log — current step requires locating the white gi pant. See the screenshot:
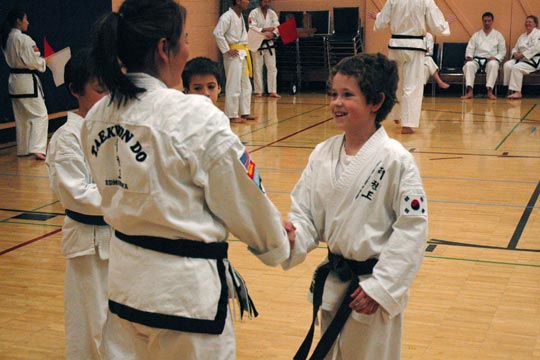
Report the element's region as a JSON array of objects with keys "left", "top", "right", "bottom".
[
  {"left": 107, "top": 308, "right": 236, "bottom": 360},
  {"left": 11, "top": 95, "right": 48, "bottom": 156},
  {"left": 463, "top": 59, "right": 499, "bottom": 89},
  {"left": 503, "top": 59, "right": 540, "bottom": 92},
  {"left": 321, "top": 308, "right": 402, "bottom": 360},
  {"left": 388, "top": 49, "right": 425, "bottom": 128},
  {"left": 223, "top": 54, "right": 252, "bottom": 118},
  {"left": 64, "top": 251, "right": 132, "bottom": 360},
  {"left": 251, "top": 49, "right": 278, "bottom": 94},
  {"left": 424, "top": 56, "right": 439, "bottom": 85}
]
